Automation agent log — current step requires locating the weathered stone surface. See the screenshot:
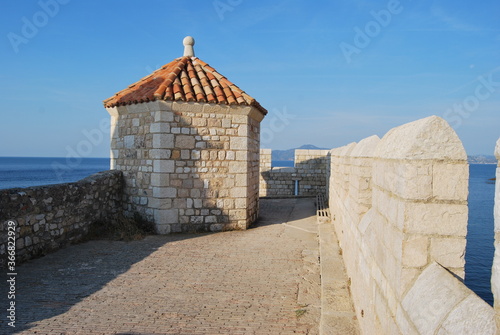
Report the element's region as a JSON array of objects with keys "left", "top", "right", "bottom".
[
  {"left": 438, "top": 295, "right": 496, "bottom": 334},
  {"left": 108, "top": 99, "right": 262, "bottom": 233},
  {"left": 150, "top": 173, "right": 170, "bottom": 187},
  {"left": 350, "top": 135, "right": 380, "bottom": 158},
  {"left": 230, "top": 137, "right": 247, "bottom": 150},
  {"left": 402, "top": 263, "right": 468, "bottom": 334},
  {"left": 229, "top": 161, "right": 247, "bottom": 174},
  {"left": 327, "top": 116, "right": 484, "bottom": 335},
  {"left": 430, "top": 237, "right": 466, "bottom": 269},
  {"left": 432, "top": 162, "right": 469, "bottom": 201},
  {"left": 153, "top": 160, "right": 174, "bottom": 173},
  {"left": 152, "top": 187, "right": 177, "bottom": 198},
  {"left": 374, "top": 116, "right": 467, "bottom": 161},
  {"left": 154, "top": 209, "right": 178, "bottom": 224},
  {"left": 402, "top": 235, "right": 428, "bottom": 267},
  {"left": 175, "top": 135, "right": 195, "bottom": 149},
  {"left": 150, "top": 122, "right": 171, "bottom": 133},
  {"left": 403, "top": 202, "right": 467, "bottom": 236},
  {"left": 152, "top": 133, "right": 174, "bottom": 148},
  {"left": 124, "top": 135, "right": 135, "bottom": 148}
]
